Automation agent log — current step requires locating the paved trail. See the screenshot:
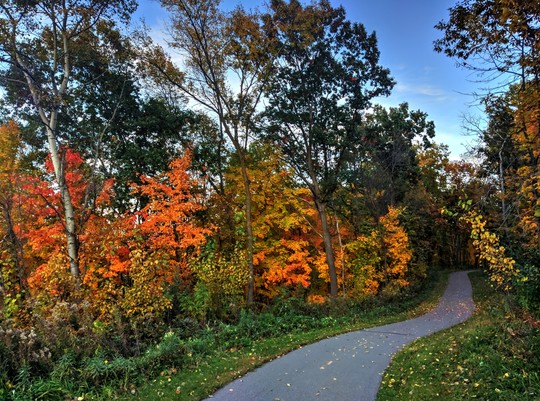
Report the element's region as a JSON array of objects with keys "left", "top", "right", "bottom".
[{"left": 204, "top": 271, "right": 475, "bottom": 401}]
